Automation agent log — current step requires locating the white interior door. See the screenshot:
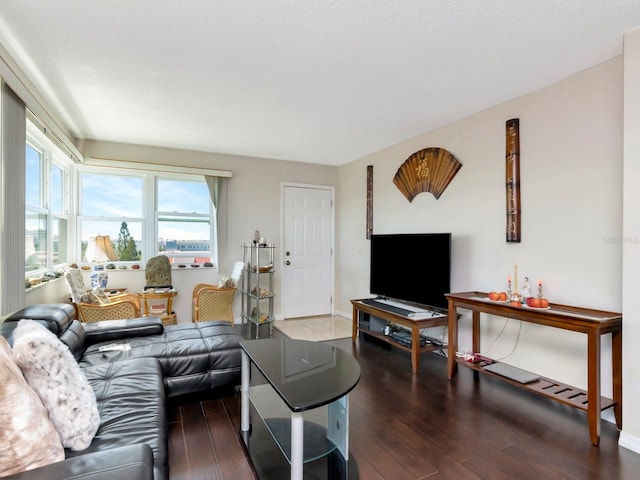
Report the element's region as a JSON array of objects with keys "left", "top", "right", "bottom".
[{"left": 282, "top": 185, "right": 333, "bottom": 318}]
